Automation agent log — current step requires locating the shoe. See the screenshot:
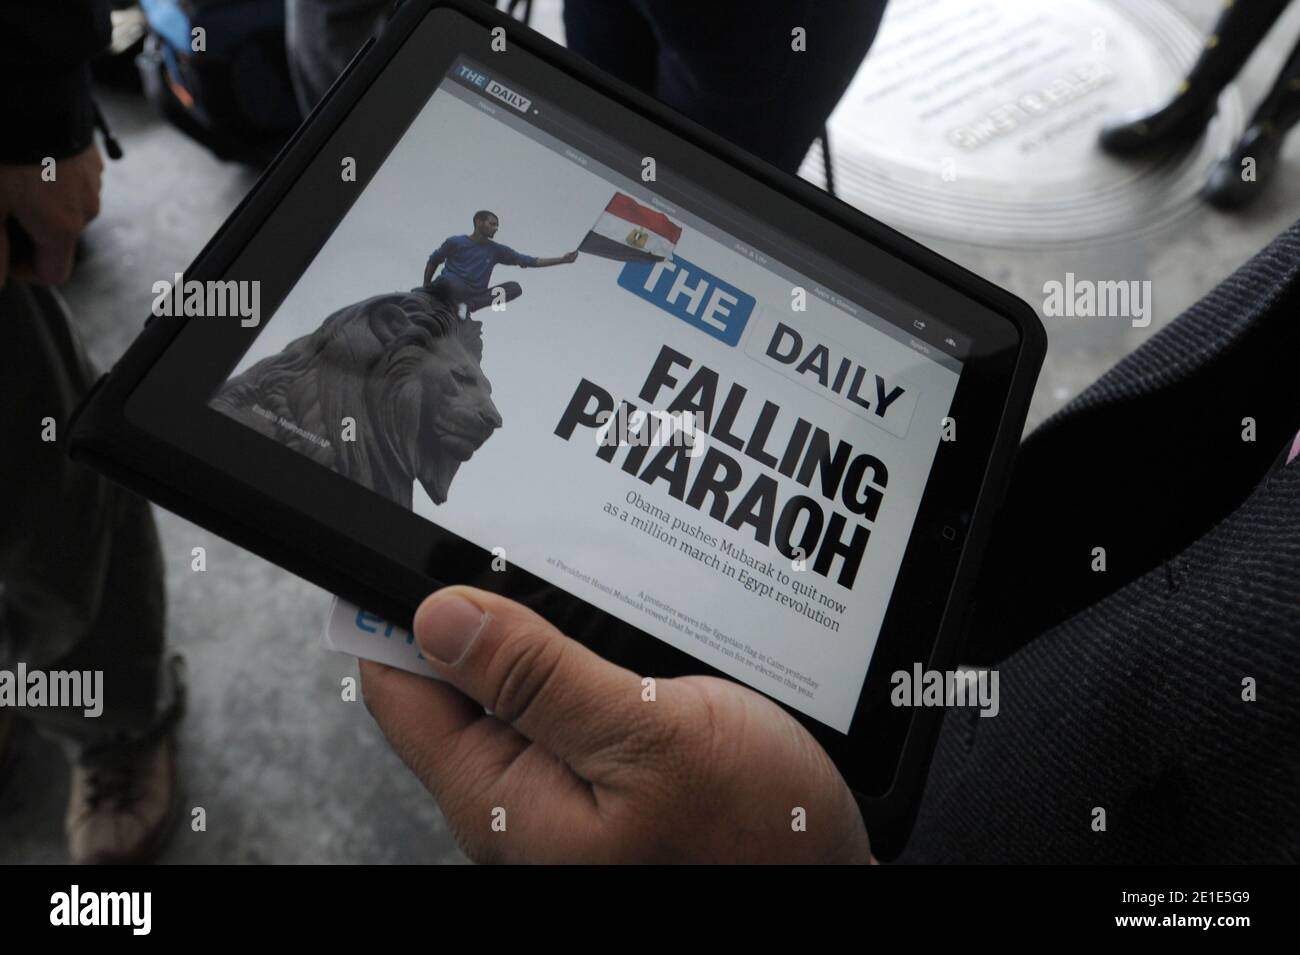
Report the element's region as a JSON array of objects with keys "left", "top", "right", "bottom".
[
  {"left": 65, "top": 733, "right": 180, "bottom": 864},
  {"left": 1202, "top": 122, "right": 1285, "bottom": 210},
  {"left": 65, "top": 653, "right": 185, "bottom": 865},
  {"left": 1098, "top": 92, "right": 1218, "bottom": 156},
  {"left": 427, "top": 280, "right": 455, "bottom": 309}
]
